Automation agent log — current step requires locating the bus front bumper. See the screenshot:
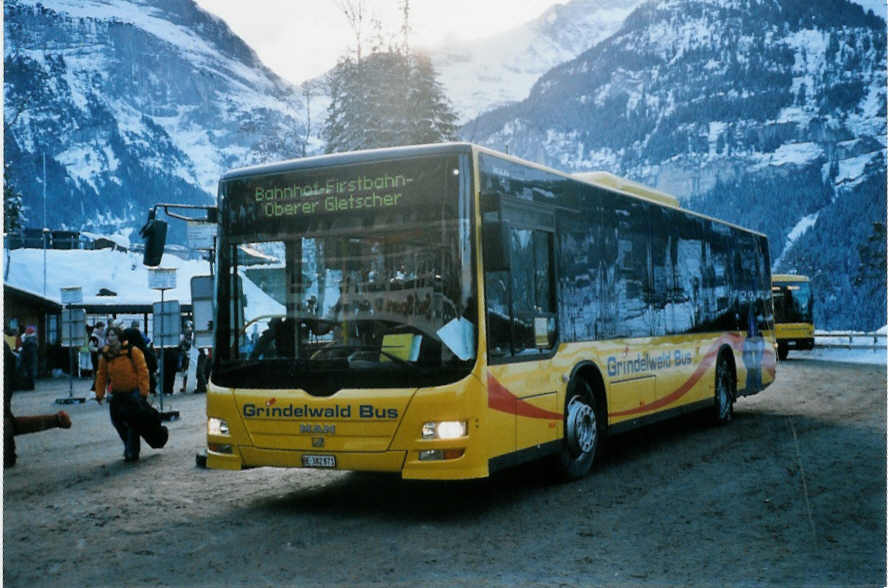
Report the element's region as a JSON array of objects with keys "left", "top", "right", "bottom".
[
  {"left": 206, "top": 447, "right": 407, "bottom": 472},
  {"left": 205, "top": 445, "right": 490, "bottom": 479},
  {"left": 779, "top": 337, "right": 815, "bottom": 350}
]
